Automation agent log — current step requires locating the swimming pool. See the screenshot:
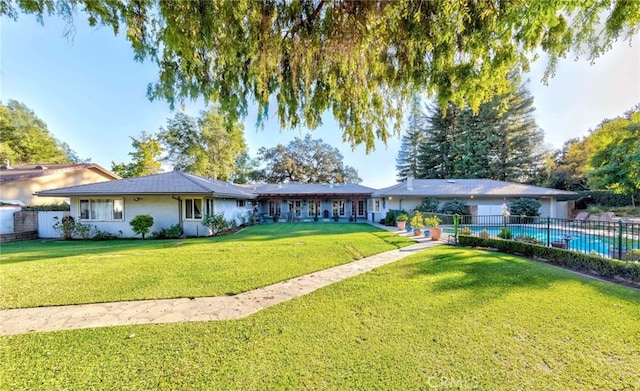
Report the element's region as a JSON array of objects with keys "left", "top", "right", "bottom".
[{"left": 445, "top": 225, "right": 638, "bottom": 258}]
